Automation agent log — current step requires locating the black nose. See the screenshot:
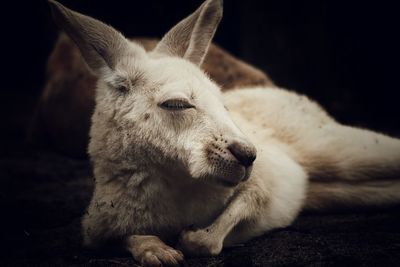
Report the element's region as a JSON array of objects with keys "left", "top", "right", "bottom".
[{"left": 228, "top": 141, "right": 256, "bottom": 167}]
